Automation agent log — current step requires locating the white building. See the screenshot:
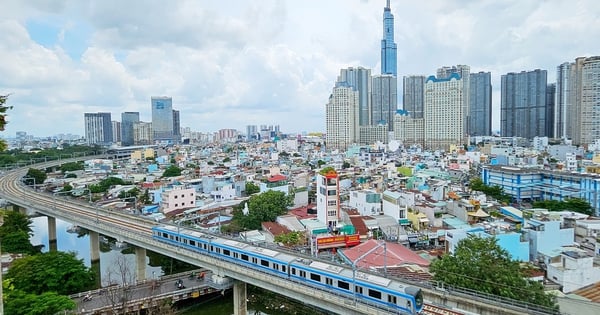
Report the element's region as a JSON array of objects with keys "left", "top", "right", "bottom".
[
  {"left": 424, "top": 73, "right": 465, "bottom": 150},
  {"left": 381, "top": 190, "right": 410, "bottom": 226},
  {"left": 393, "top": 112, "right": 424, "bottom": 148},
  {"left": 326, "top": 85, "right": 359, "bottom": 151},
  {"left": 348, "top": 190, "right": 381, "bottom": 216},
  {"left": 547, "top": 247, "right": 600, "bottom": 293},
  {"left": 276, "top": 139, "right": 298, "bottom": 153},
  {"left": 316, "top": 168, "right": 341, "bottom": 230}
]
